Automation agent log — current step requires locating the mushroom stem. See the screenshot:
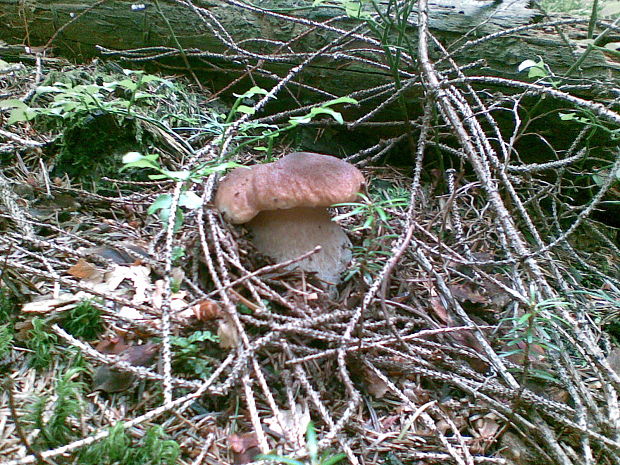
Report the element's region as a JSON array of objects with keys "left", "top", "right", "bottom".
[{"left": 248, "top": 207, "right": 353, "bottom": 284}]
